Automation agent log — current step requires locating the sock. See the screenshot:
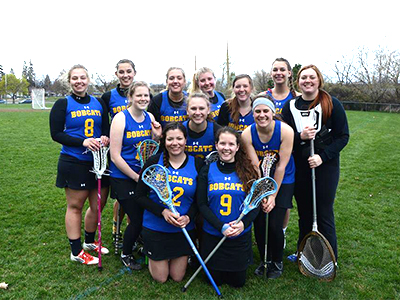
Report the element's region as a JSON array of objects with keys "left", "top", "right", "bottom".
[
  {"left": 282, "top": 227, "right": 287, "bottom": 234},
  {"left": 69, "top": 238, "right": 82, "bottom": 256},
  {"left": 84, "top": 230, "right": 95, "bottom": 244}
]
